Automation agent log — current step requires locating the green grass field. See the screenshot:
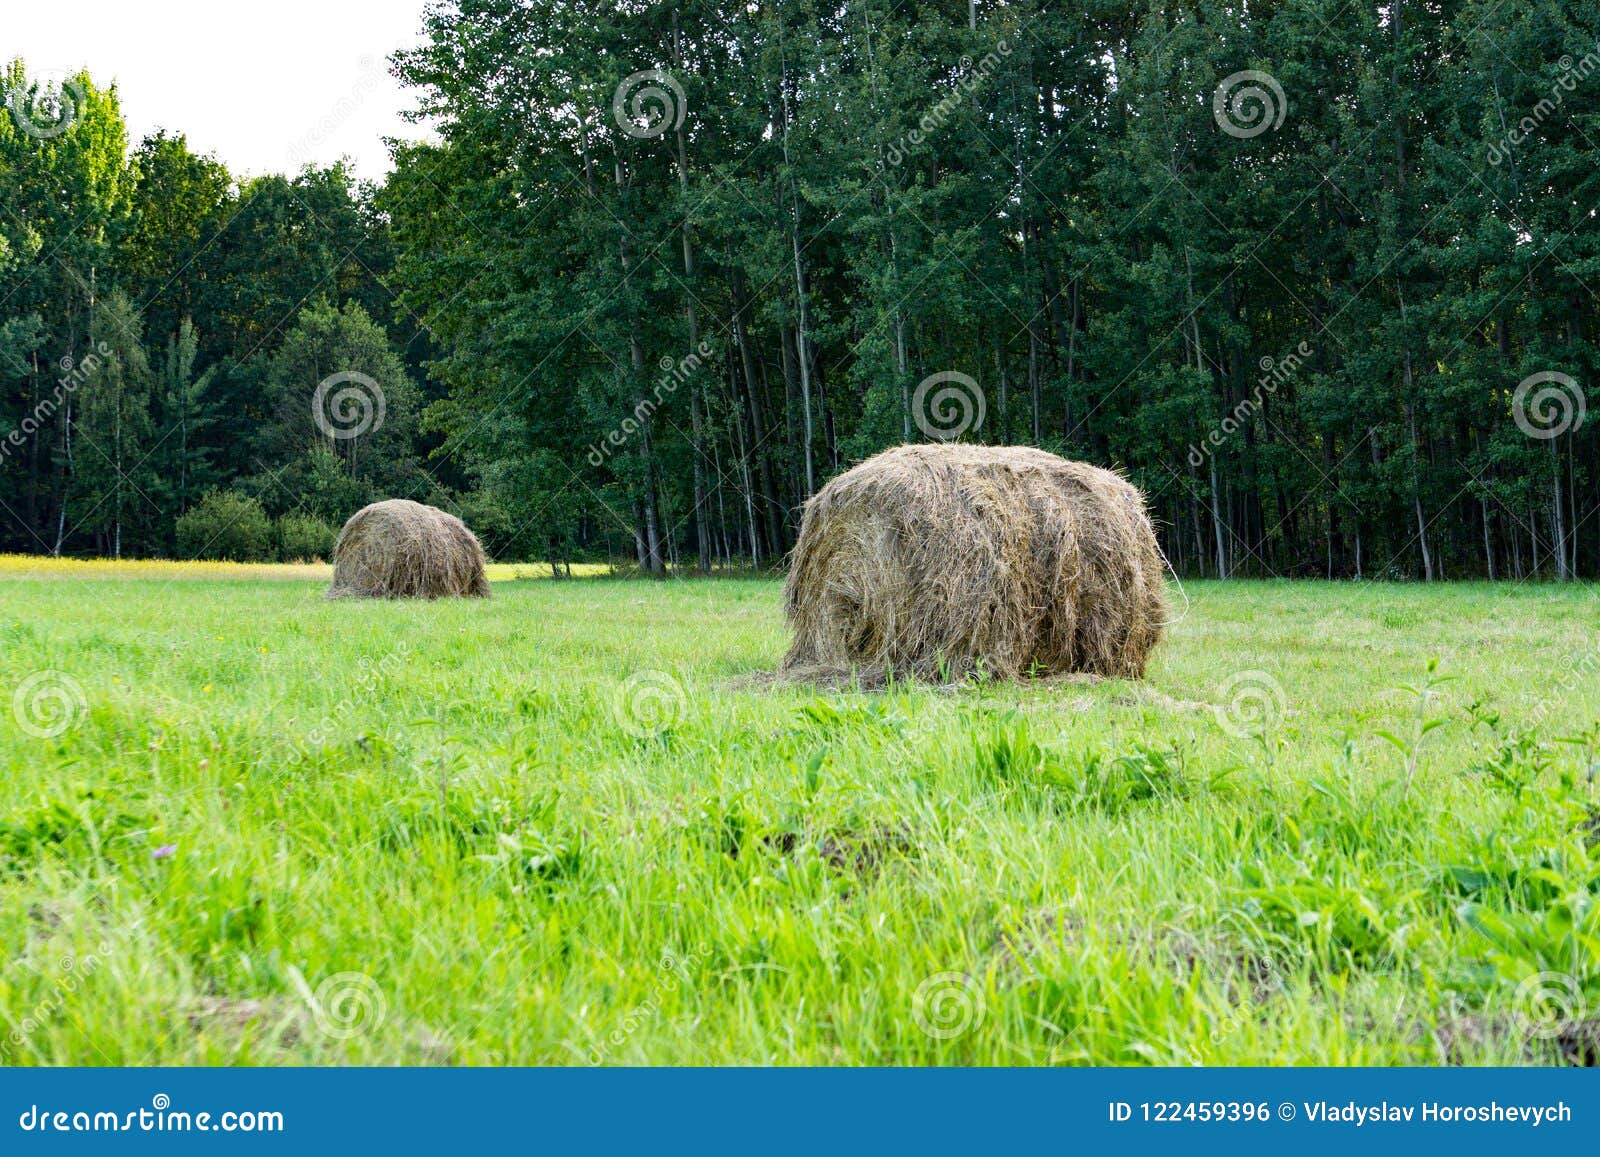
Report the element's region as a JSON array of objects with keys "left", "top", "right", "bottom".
[{"left": 2, "top": 572, "right": 1597, "bottom": 1065}]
